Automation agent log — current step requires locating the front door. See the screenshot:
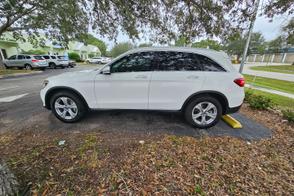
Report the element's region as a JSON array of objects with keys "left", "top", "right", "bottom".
[{"left": 94, "top": 52, "right": 155, "bottom": 109}]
